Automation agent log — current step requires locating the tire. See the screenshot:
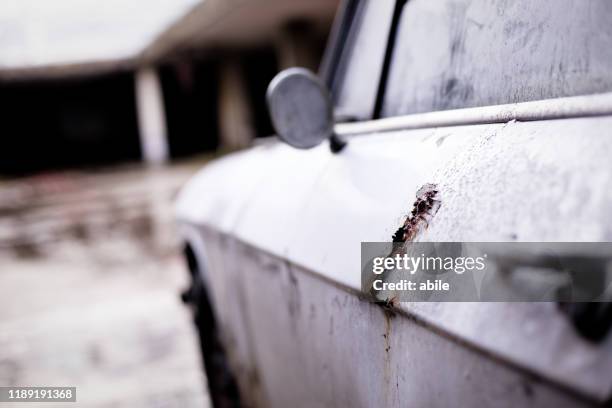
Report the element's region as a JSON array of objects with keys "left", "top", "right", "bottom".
[{"left": 182, "top": 245, "right": 242, "bottom": 408}]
